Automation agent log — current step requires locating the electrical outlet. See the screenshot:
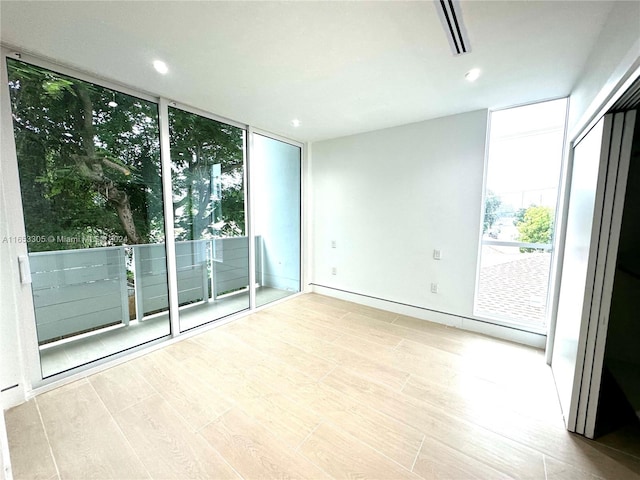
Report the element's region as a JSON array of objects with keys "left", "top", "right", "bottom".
[
  {"left": 331, "top": 240, "right": 337, "bottom": 248},
  {"left": 431, "top": 283, "right": 439, "bottom": 294},
  {"left": 331, "top": 267, "right": 337, "bottom": 275},
  {"left": 433, "top": 249, "right": 441, "bottom": 260}
]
